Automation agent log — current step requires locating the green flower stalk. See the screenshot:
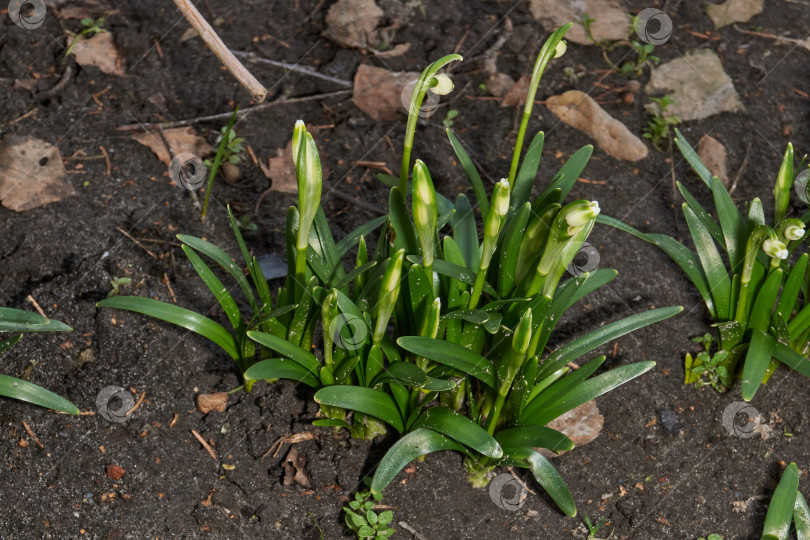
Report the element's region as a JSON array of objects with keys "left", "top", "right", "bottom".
[
  {"left": 373, "top": 249, "right": 405, "bottom": 345},
  {"left": 514, "top": 203, "right": 559, "bottom": 284},
  {"left": 778, "top": 218, "right": 806, "bottom": 243},
  {"left": 399, "top": 55, "right": 462, "bottom": 193},
  {"left": 487, "top": 309, "right": 532, "bottom": 435},
  {"left": 321, "top": 289, "right": 339, "bottom": 379},
  {"left": 293, "top": 121, "right": 323, "bottom": 301},
  {"left": 412, "top": 160, "right": 438, "bottom": 278},
  {"left": 774, "top": 142, "right": 794, "bottom": 224},
  {"left": 735, "top": 225, "right": 777, "bottom": 325},
  {"left": 469, "top": 179, "right": 510, "bottom": 309}
]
